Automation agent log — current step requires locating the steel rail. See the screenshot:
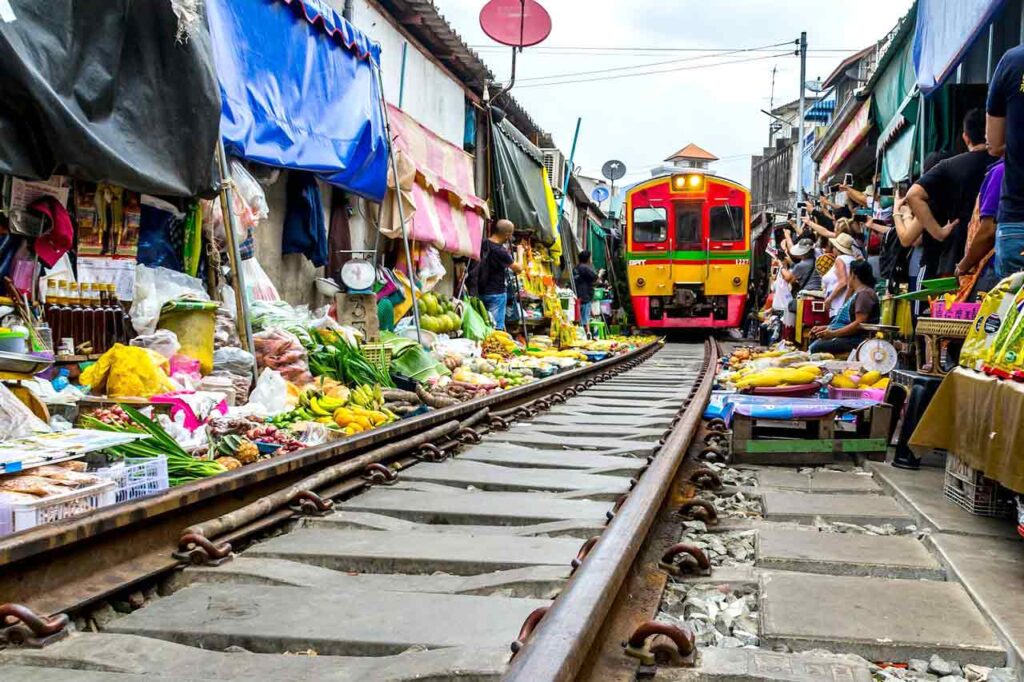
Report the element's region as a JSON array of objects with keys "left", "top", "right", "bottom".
[
  {"left": 0, "top": 340, "right": 661, "bottom": 617},
  {"left": 503, "top": 338, "right": 717, "bottom": 681}
]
